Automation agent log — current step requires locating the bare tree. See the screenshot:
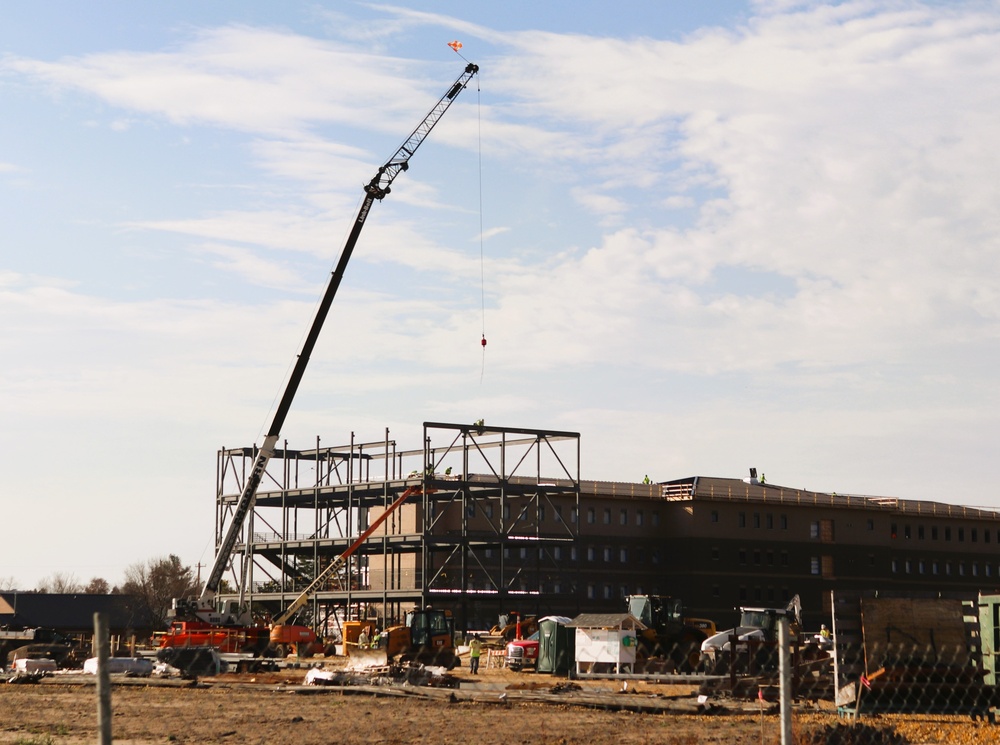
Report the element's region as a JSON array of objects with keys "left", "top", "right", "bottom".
[
  {"left": 120, "top": 555, "right": 198, "bottom": 628},
  {"left": 36, "top": 572, "right": 83, "bottom": 593},
  {"left": 0, "top": 576, "right": 19, "bottom": 591},
  {"left": 84, "top": 577, "right": 111, "bottom": 594}
]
